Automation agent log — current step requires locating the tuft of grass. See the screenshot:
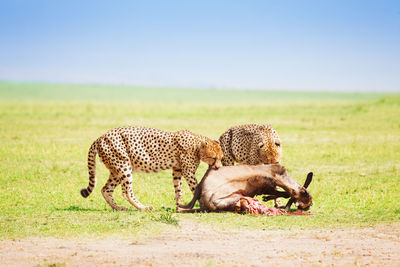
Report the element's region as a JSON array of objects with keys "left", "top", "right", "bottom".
[
  {"left": 0, "top": 82, "right": 399, "bottom": 239},
  {"left": 151, "top": 208, "right": 179, "bottom": 226}
]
